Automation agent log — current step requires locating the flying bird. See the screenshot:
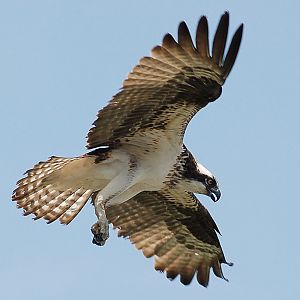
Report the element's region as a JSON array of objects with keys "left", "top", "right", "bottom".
[{"left": 12, "top": 12, "right": 243, "bottom": 287}]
